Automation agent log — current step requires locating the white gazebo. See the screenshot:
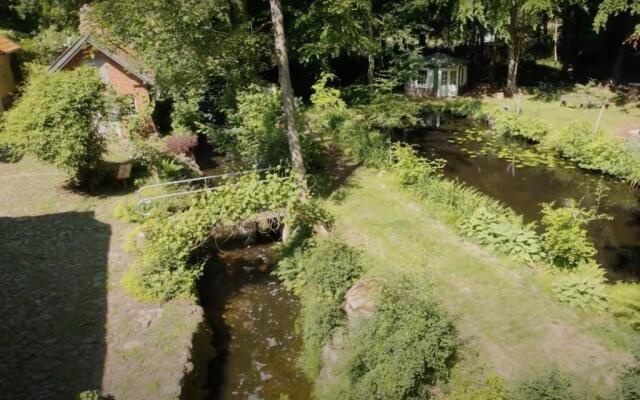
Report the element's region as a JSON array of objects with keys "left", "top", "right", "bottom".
[{"left": 405, "top": 53, "right": 468, "bottom": 98}]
